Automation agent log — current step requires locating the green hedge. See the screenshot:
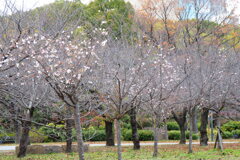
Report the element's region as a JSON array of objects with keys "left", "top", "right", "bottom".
[
  {"left": 122, "top": 130, "right": 131, "bottom": 141},
  {"left": 0, "top": 133, "right": 15, "bottom": 139},
  {"left": 167, "top": 122, "right": 179, "bottom": 131},
  {"left": 29, "top": 131, "right": 48, "bottom": 143},
  {"left": 222, "top": 121, "right": 240, "bottom": 132},
  {"left": 141, "top": 120, "right": 153, "bottom": 128},
  {"left": 168, "top": 131, "right": 198, "bottom": 140},
  {"left": 84, "top": 129, "right": 154, "bottom": 141},
  {"left": 139, "top": 130, "right": 154, "bottom": 141},
  {"left": 82, "top": 130, "right": 105, "bottom": 141},
  {"left": 39, "top": 123, "right": 107, "bottom": 142},
  {"left": 186, "top": 131, "right": 198, "bottom": 140},
  {"left": 232, "top": 129, "right": 240, "bottom": 138},
  {"left": 4, "top": 127, "right": 239, "bottom": 143},
  {"left": 39, "top": 123, "right": 66, "bottom": 142},
  {"left": 168, "top": 131, "right": 180, "bottom": 140},
  {"left": 124, "top": 130, "right": 199, "bottom": 141},
  {"left": 122, "top": 130, "right": 154, "bottom": 141},
  {"left": 222, "top": 131, "right": 233, "bottom": 139},
  {"left": 30, "top": 121, "right": 240, "bottom": 142}
]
